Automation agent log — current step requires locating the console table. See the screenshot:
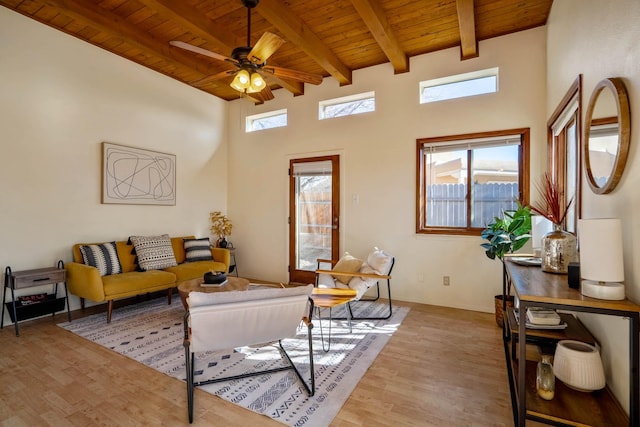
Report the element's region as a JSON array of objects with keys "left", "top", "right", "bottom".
[{"left": 502, "top": 259, "right": 640, "bottom": 426}]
